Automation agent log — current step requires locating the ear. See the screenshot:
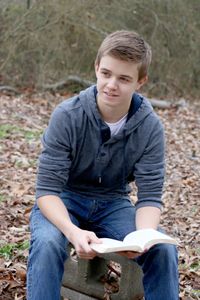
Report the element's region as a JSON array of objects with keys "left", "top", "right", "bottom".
[
  {"left": 94, "top": 61, "right": 99, "bottom": 77},
  {"left": 136, "top": 75, "right": 148, "bottom": 90}
]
